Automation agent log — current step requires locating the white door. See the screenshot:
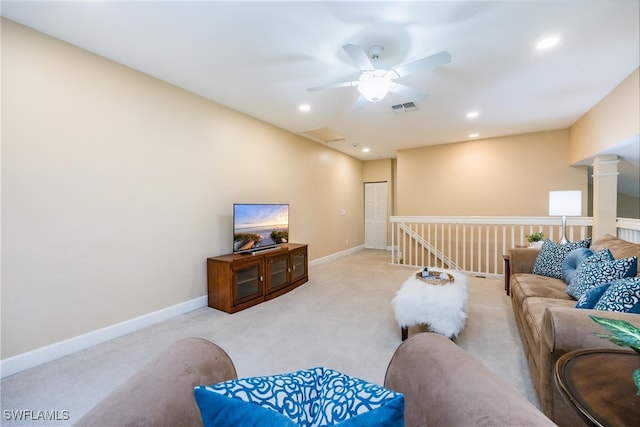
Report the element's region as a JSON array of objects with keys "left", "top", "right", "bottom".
[{"left": 365, "top": 182, "right": 388, "bottom": 249}]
